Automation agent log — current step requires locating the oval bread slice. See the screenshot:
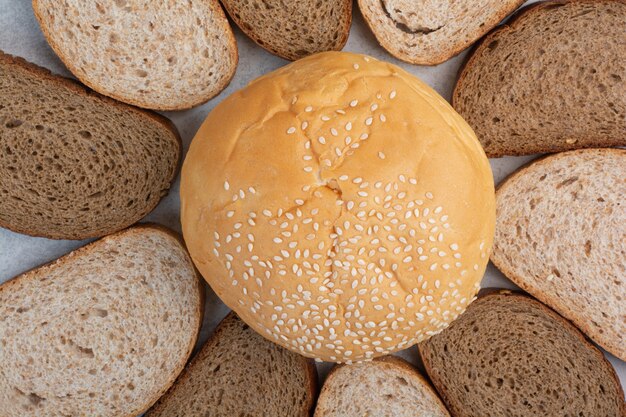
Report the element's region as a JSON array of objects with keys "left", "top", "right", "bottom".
[
  {"left": 419, "top": 291, "right": 626, "bottom": 417},
  {"left": 315, "top": 356, "right": 450, "bottom": 417},
  {"left": 492, "top": 149, "right": 625, "bottom": 361},
  {"left": 0, "top": 225, "right": 203, "bottom": 417},
  {"left": 32, "top": 0, "right": 238, "bottom": 110},
  {"left": 453, "top": 0, "right": 626, "bottom": 157},
  {"left": 0, "top": 52, "right": 180, "bottom": 240},
  {"left": 146, "top": 313, "right": 317, "bottom": 417},
  {"left": 357, "top": 0, "right": 524, "bottom": 65}
]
